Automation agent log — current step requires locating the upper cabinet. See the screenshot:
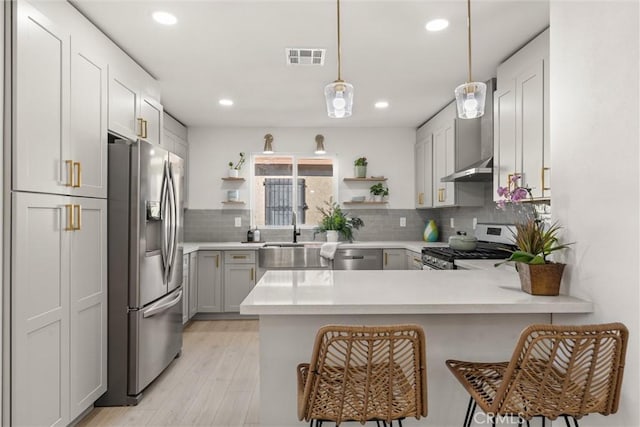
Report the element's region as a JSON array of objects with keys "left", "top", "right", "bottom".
[
  {"left": 416, "top": 102, "right": 484, "bottom": 208},
  {"left": 108, "top": 70, "right": 163, "bottom": 146},
  {"left": 494, "top": 29, "right": 550, "bottom": 201},
  {"left": 14, "top": 0, "right": 70, "bottom": 195},
  {"left": 163, "top": 112, "right": 189, "bottom": 205}
]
